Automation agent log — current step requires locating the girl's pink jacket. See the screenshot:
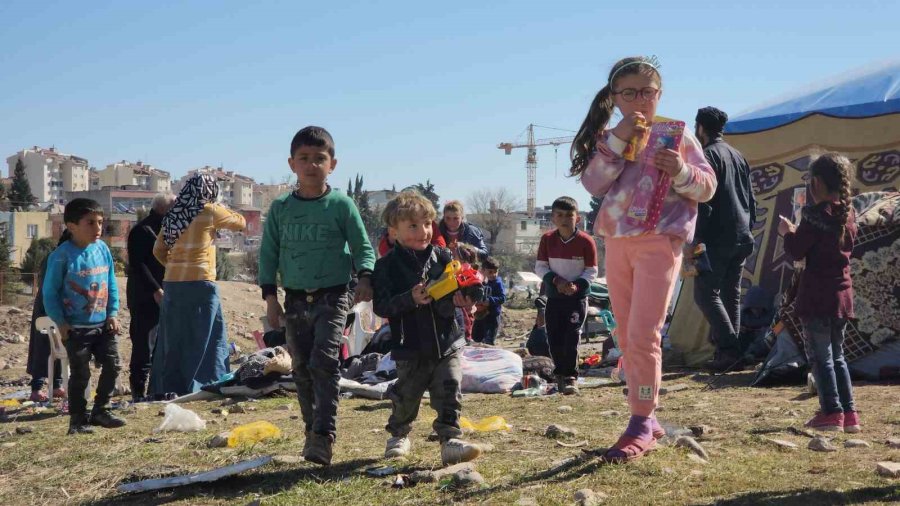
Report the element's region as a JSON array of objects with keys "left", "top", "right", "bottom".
[{"left": 581, "top": 129, "right": 717, "bottom": 243}]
